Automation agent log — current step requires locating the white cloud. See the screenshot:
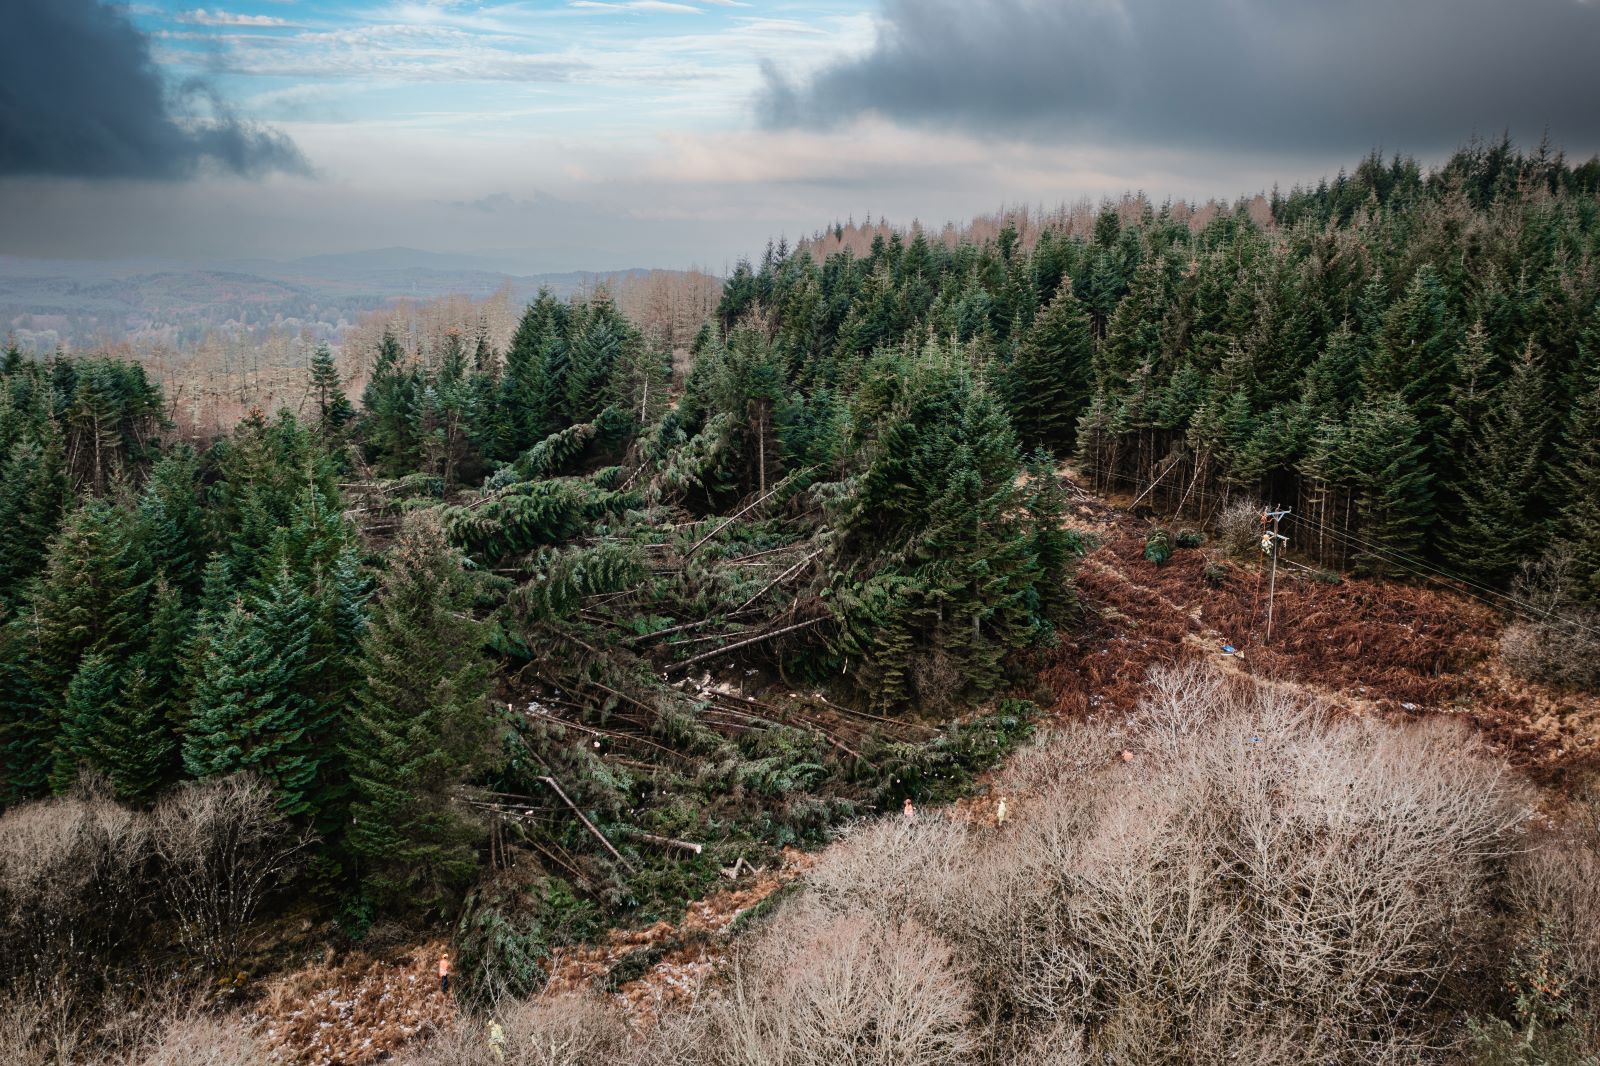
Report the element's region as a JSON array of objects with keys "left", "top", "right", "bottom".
[
  {"left": 178, "top": 9, "right": 292, "bottom": 27},
  {"left": 197, "top": 23, "right": 585, "bottom": 82},
  {"left": 570, "top": 1, "right": 706, "bottom": 12}
]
